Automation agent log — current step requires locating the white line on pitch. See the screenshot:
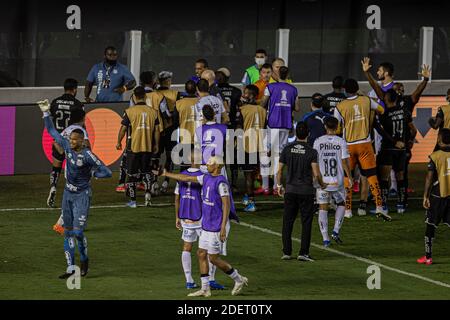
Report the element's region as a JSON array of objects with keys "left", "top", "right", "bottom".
[
  {"left": 235, "top": 221, "right": 450, "bottom": 289},
  {"left": 0, "top": 198, "right": 425, "bottom": 213}
]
